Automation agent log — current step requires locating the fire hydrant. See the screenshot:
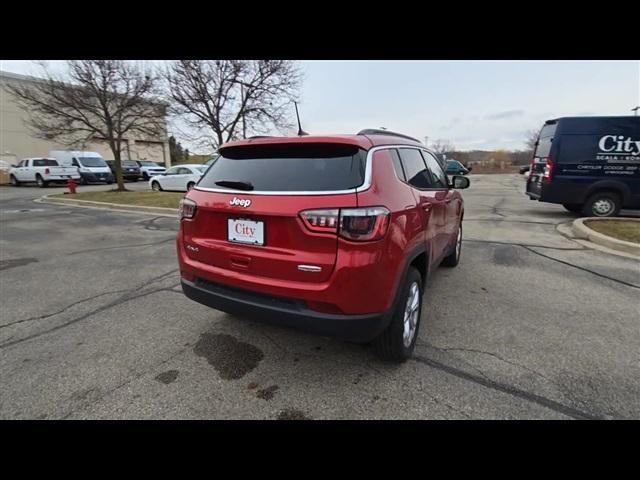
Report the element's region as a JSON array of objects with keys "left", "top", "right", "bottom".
[{"left": 67, "top": 177, "right": 77, "bottom": 194}]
